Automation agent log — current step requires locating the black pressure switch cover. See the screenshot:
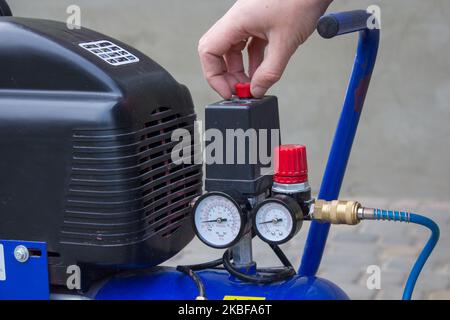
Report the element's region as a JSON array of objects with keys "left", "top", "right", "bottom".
[{"left": 205, "top": 96, "right": 281, "bottom": 196}]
